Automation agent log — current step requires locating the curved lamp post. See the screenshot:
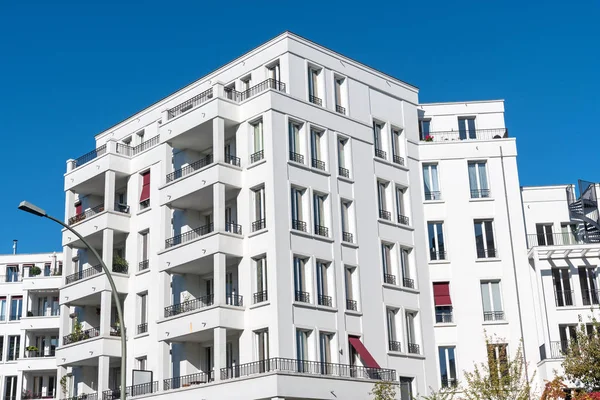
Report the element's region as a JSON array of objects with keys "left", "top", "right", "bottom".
[{"left": 18, "top": 201, "right": 127, "bottom": 400}]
